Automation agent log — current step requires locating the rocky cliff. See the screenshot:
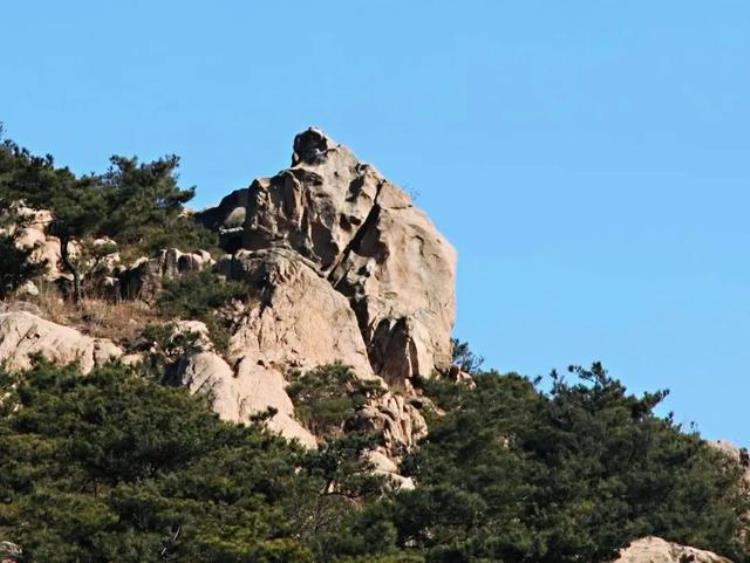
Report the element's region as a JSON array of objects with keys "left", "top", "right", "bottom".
[
  {"left": 202, "top": 127, "right": 457, "bottom": 389},
  {"left": 0, "top": 128, "right": 456, "bottom": 475},
  {"left": 0, "top": 129, "right": 743, "bottom": 561}
]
